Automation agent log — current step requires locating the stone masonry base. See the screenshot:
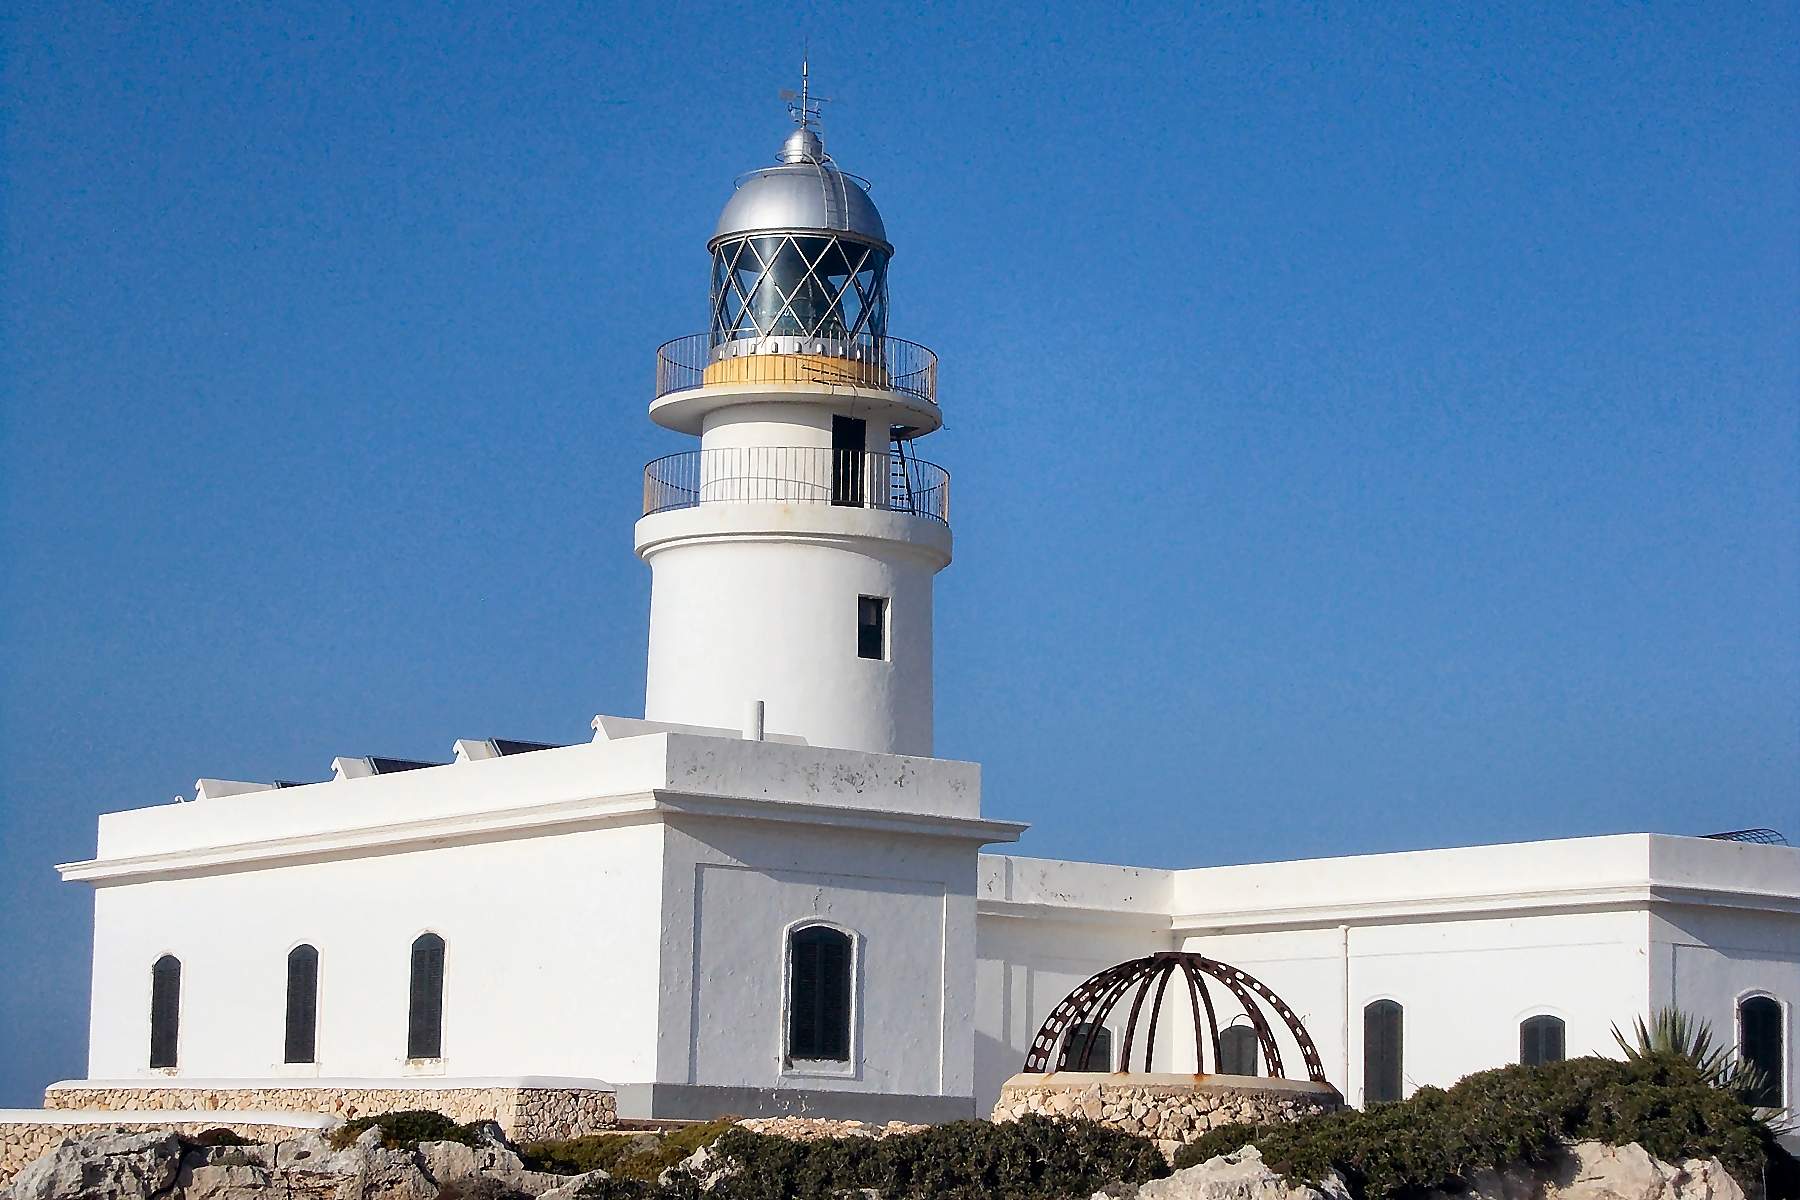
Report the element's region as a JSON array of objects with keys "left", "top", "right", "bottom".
[
  {"left": 43, "top": 1078, "right": 617, "bottom": 1143},
  {"left": 991, "top": 1072, "right": 1342, "bottom": 1159}
]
